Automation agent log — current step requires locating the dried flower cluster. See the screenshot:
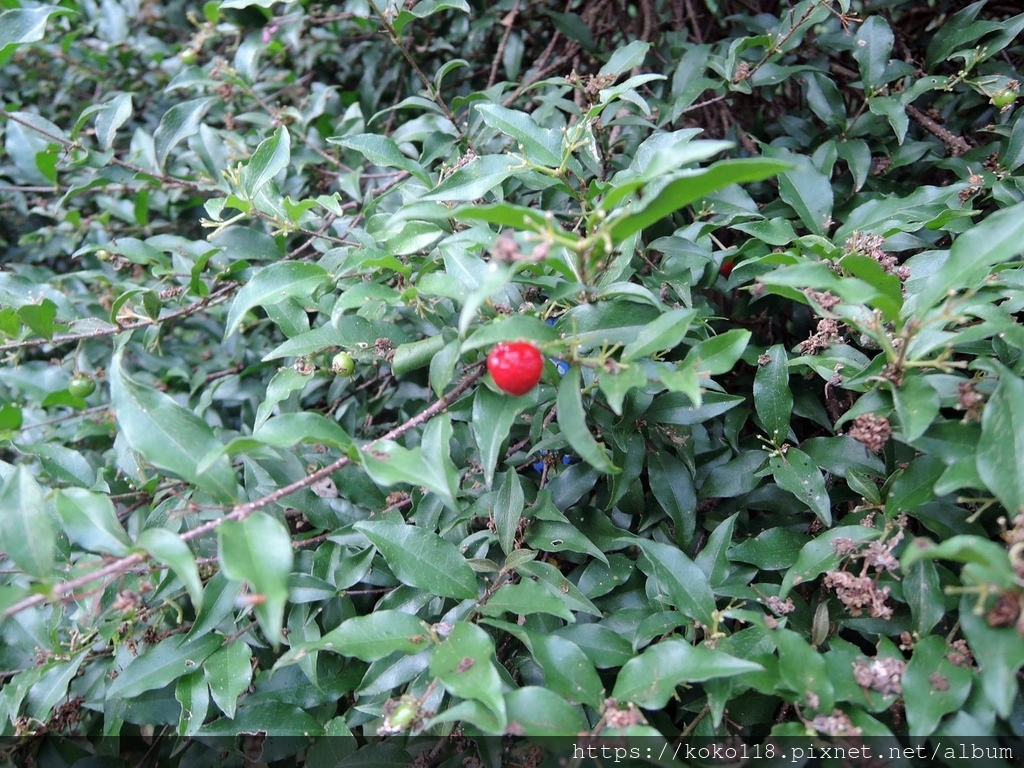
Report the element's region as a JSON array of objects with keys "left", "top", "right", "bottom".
[
  {"left": 848, "top": 413, "right": 892, "bottom": 453},
  {"left": 845, "top": 231, "right": 910, "bottom": 280},
  {"left": 853, "top": 655, "right": 905, "bottom": 696}
]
